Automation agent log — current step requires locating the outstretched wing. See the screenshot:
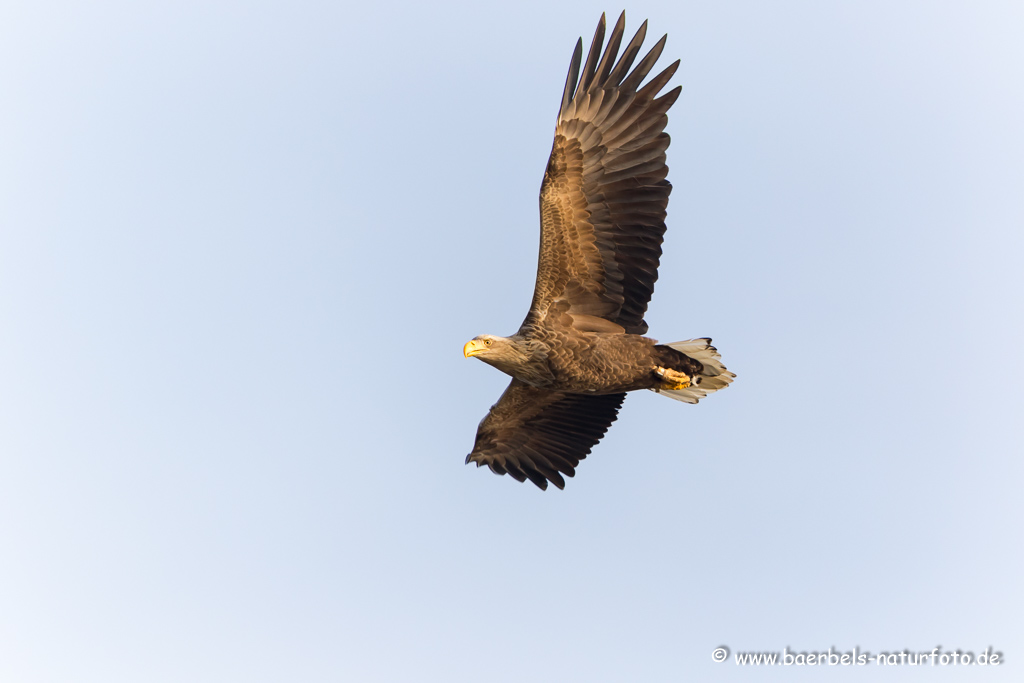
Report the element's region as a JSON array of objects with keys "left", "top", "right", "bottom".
[
  {"left": 523, "top": 12, "right": 681, "bottom": 336},
  {"left": 467, "top": 379, "right": 626, "bottom": 490}
]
